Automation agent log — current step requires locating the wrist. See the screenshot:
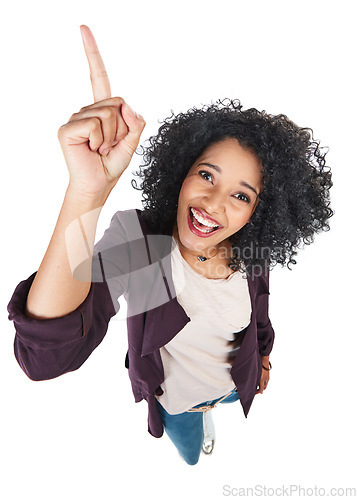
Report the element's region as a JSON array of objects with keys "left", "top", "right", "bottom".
[{"left": 65, "top": 183, "right": 112, "bottom": 209}]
